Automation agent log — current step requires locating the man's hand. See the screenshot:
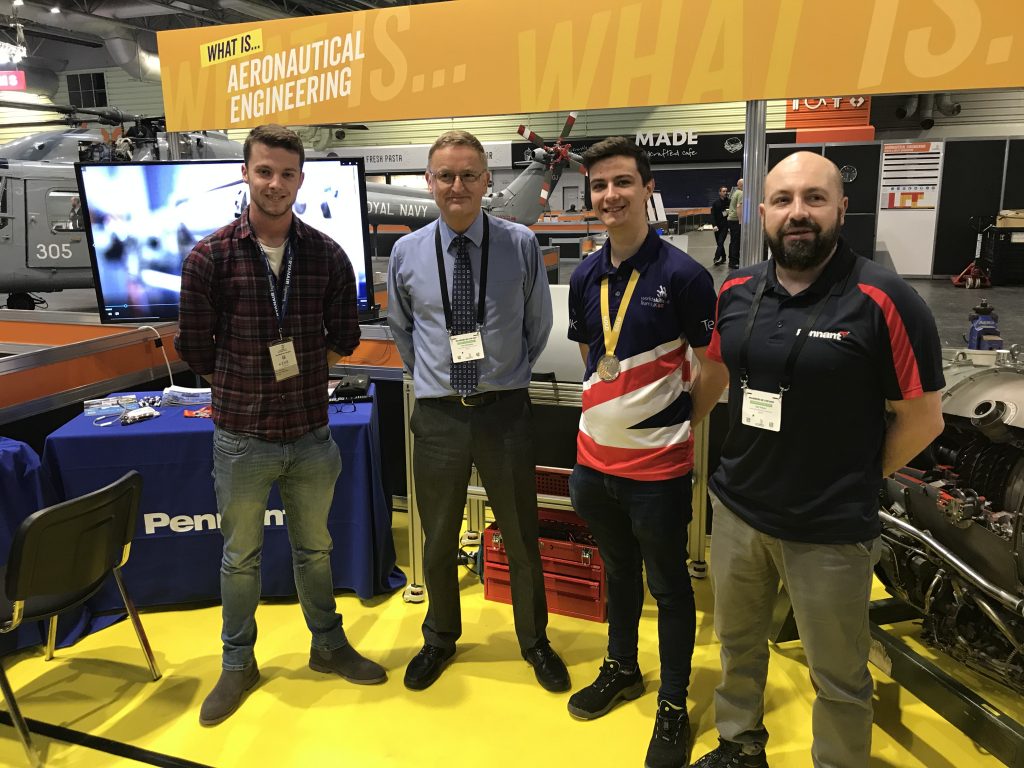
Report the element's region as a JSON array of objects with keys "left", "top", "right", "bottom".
[
  {"left": 690, "top": 346, "right": 729, "bottom": 426},
  {"left": 882, "top": 392, "right": 944, "bottom": 476}
]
